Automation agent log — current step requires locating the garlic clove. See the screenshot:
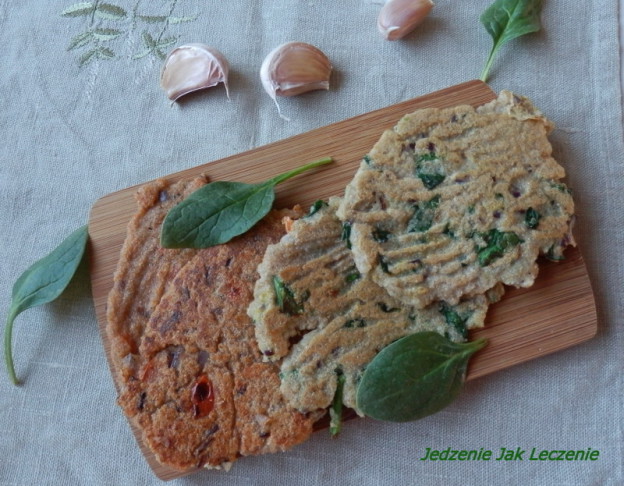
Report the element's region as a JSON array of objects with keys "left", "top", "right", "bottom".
[
  {"left": 160, "top": 44, "right": 230, "bottom": 102},
  {"left": 260, "top": 42, "right": 332, "bottom": 118},
  {"left": 378, "top": 0, "right": 434, "bottom": 41}
]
